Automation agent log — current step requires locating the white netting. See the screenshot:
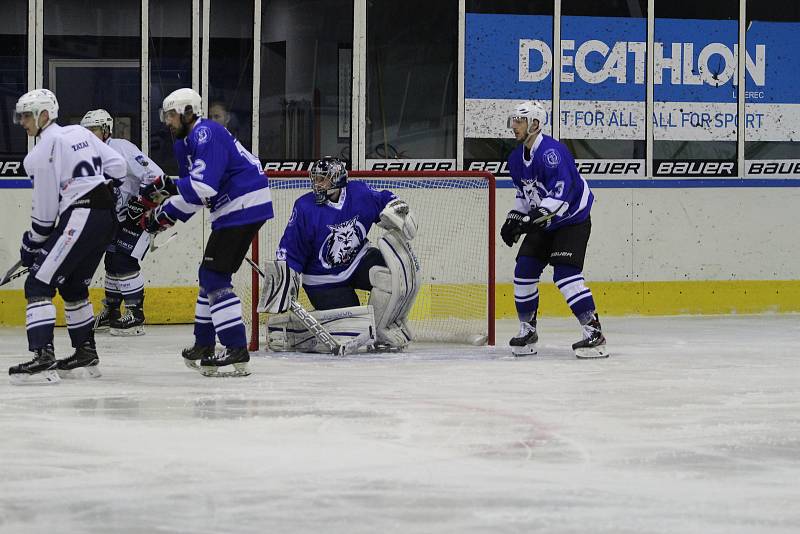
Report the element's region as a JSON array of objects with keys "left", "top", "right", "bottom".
[{"left": 234, "top": 171, "right": 495, "bottom": 349}]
